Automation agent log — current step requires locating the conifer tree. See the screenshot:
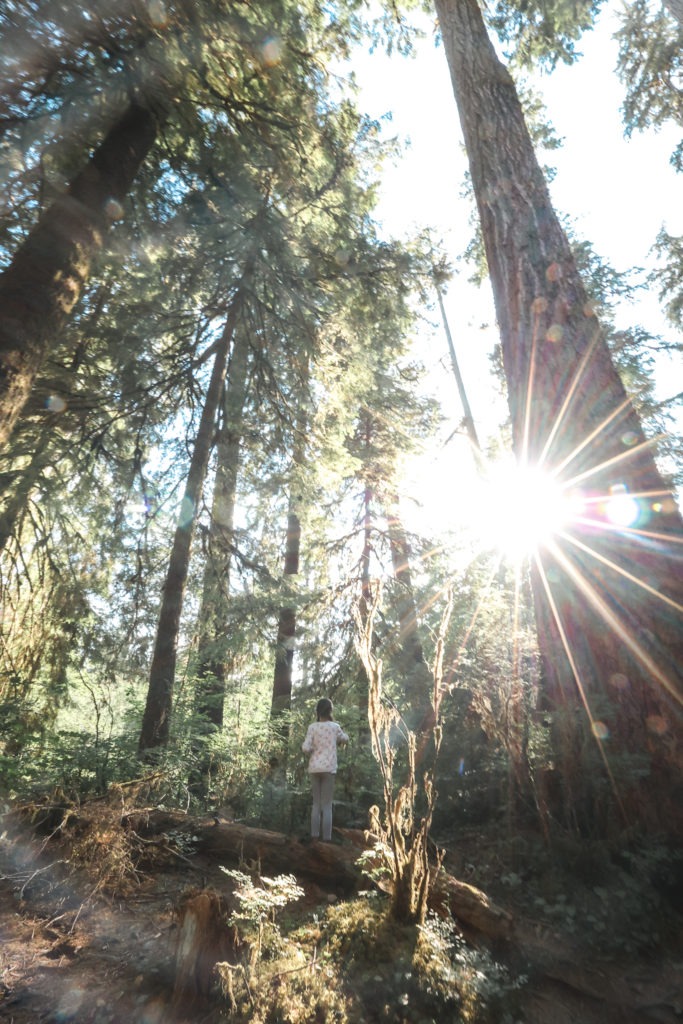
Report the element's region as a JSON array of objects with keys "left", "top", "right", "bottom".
[
  {"left": 138, "top": 289, "right": 245, "bottom": 755},
  {"left": 434, "top": 0, "right": 683, "bottom": 831},
  {"left": 193, "top": 327, "right": 253, "bottom": 739}
]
